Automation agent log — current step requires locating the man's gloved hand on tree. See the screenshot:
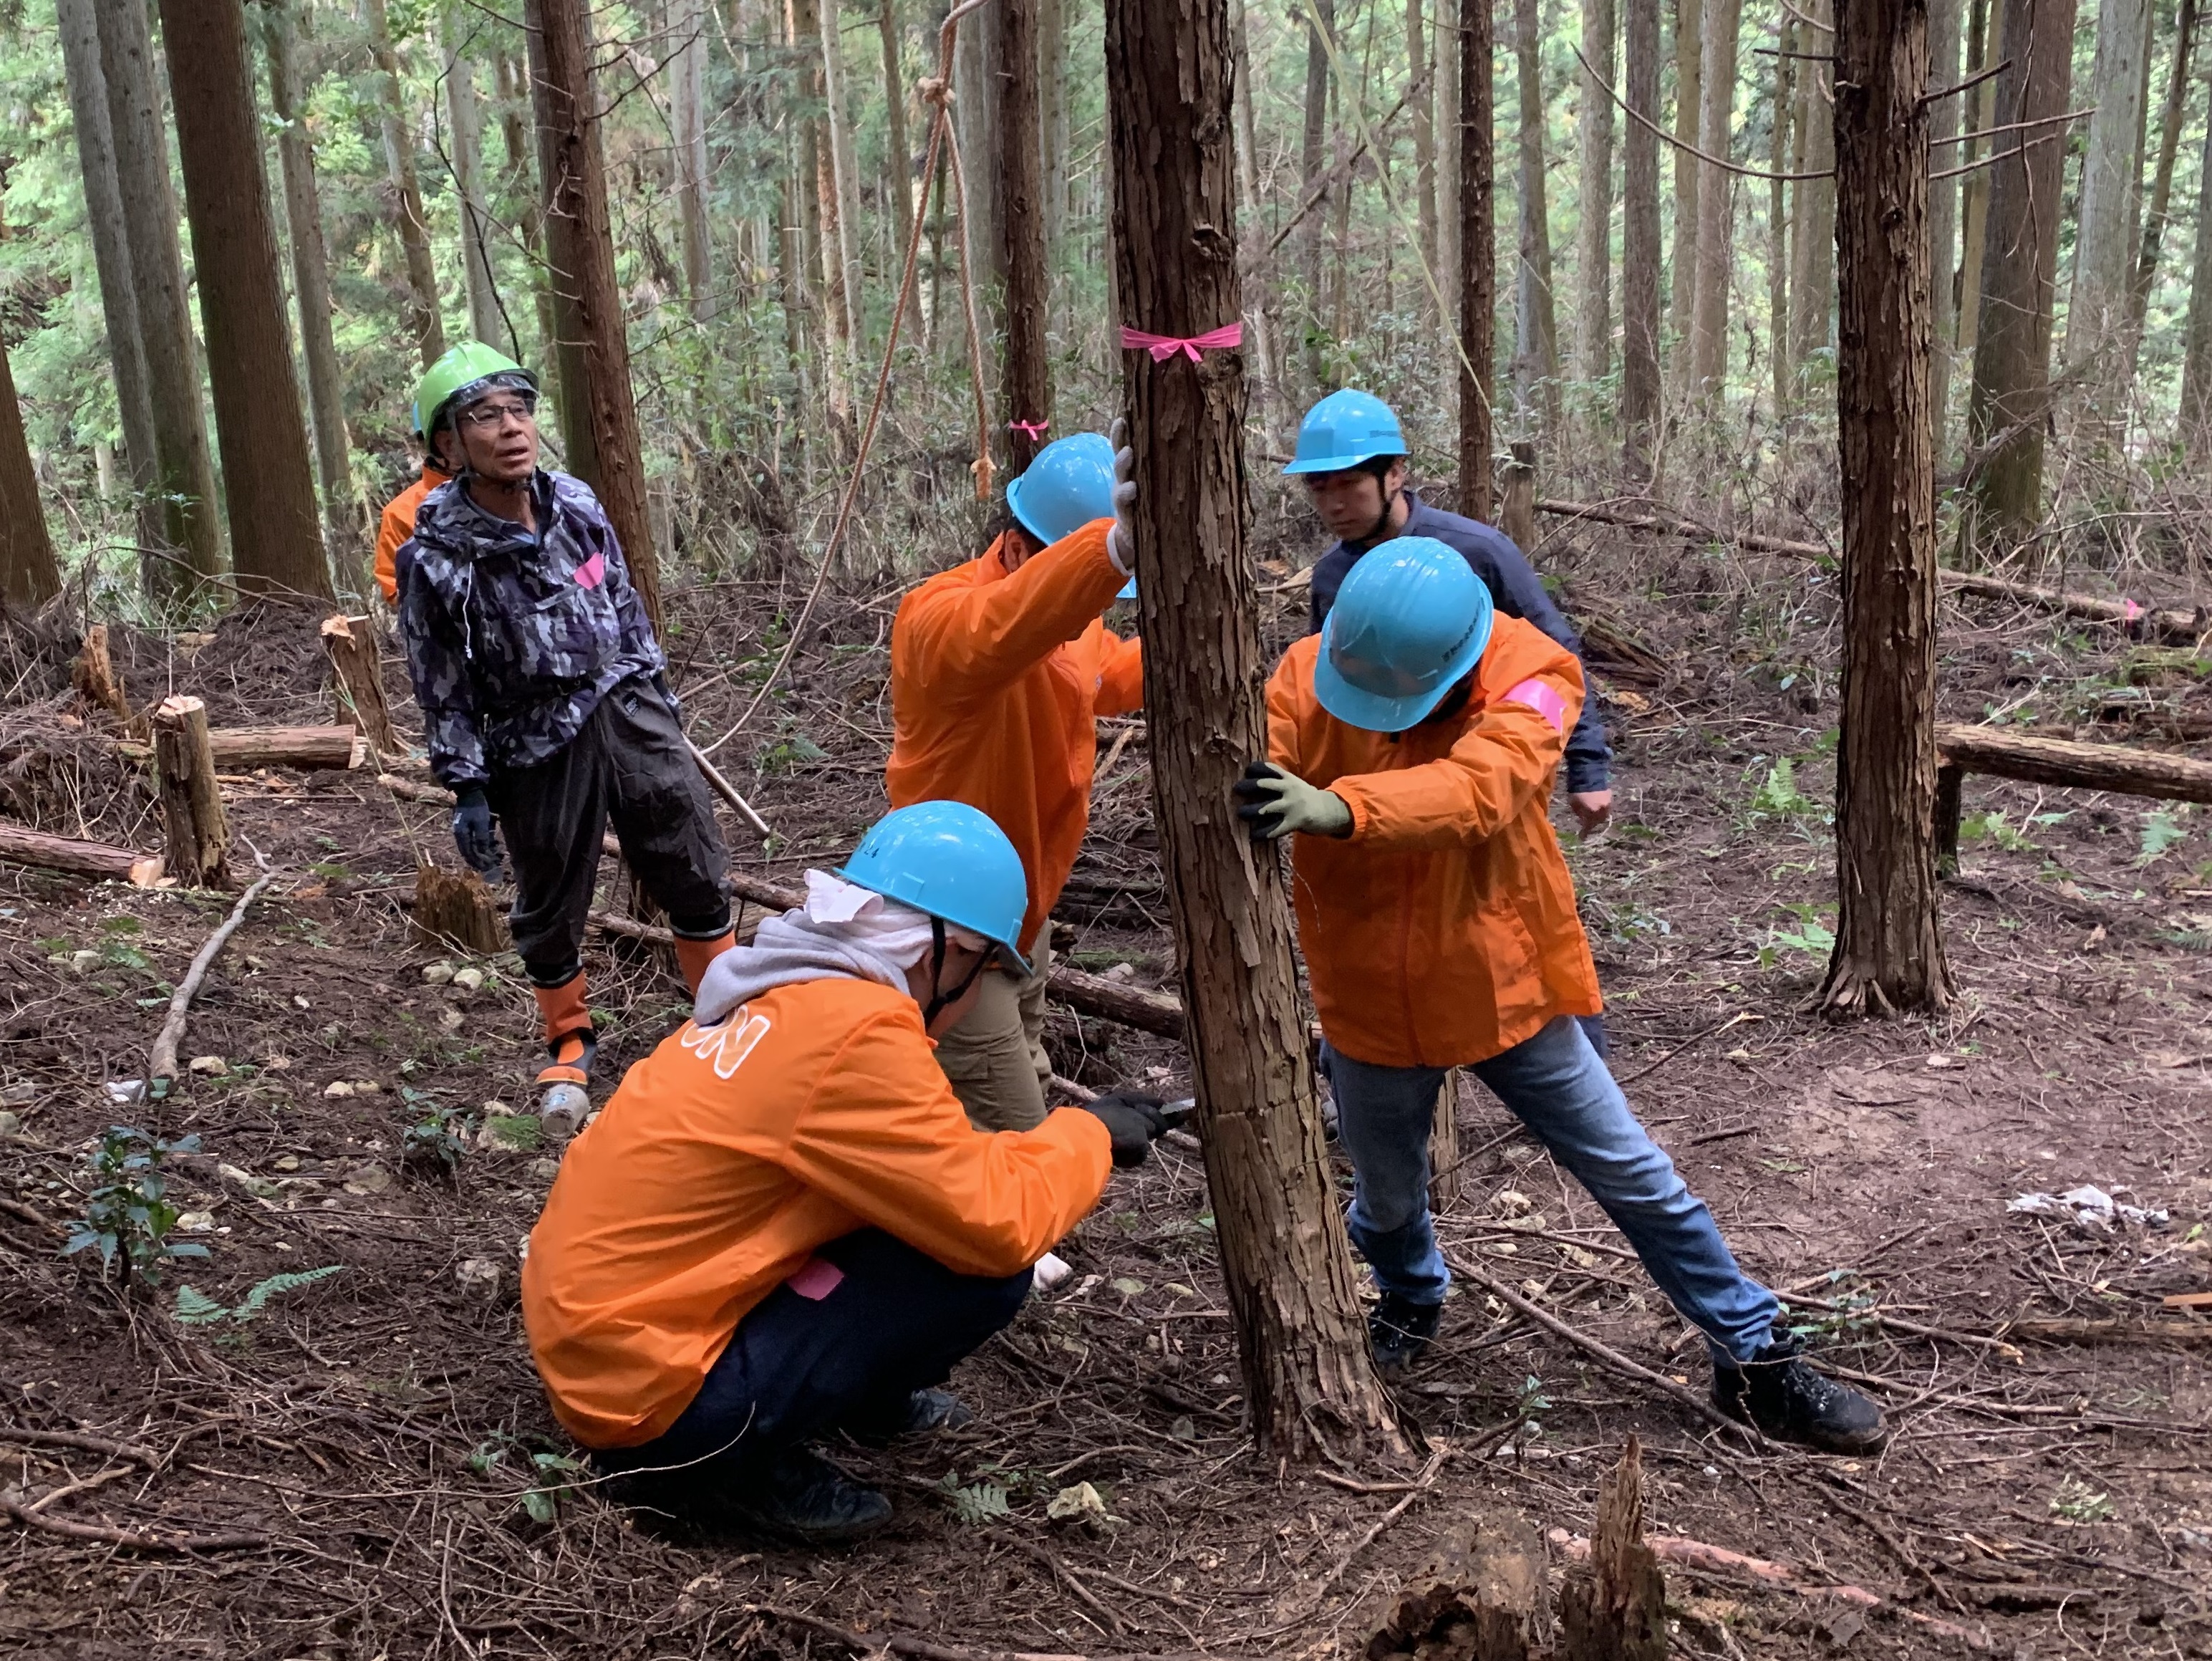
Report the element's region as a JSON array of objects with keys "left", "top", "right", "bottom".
[
  {"left": 1232, "top": 760, "right": 1353, "bottom": 842},
  {"left": 1071, "top": 1090, "right": 1170, "bottom": 1167}
]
